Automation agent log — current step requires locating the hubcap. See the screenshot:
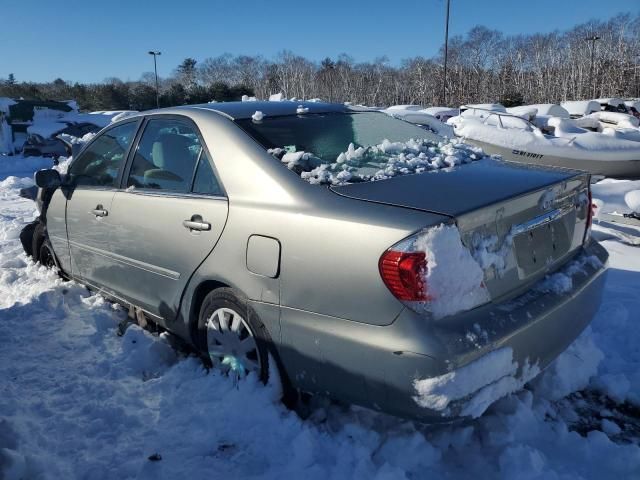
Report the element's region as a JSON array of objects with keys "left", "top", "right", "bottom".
[{"left": 206, "top": 307, "right": 261, "bottom": 376}]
